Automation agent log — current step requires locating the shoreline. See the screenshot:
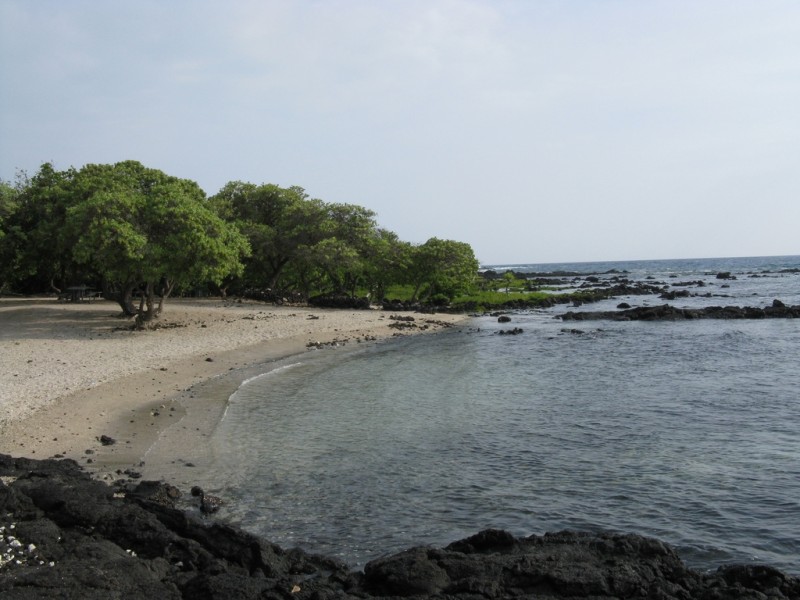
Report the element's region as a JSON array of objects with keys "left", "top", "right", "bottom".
[
  {"left": 2, "top": 454, "right": 798, "bottom": 597},
  {"left": 0, "top": 298, "right": 469, "bottom": 483}
]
